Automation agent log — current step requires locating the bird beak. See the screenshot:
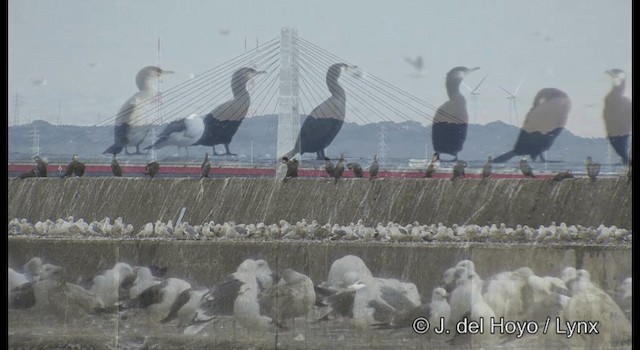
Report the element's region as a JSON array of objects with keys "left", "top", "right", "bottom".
[
  {"left": 467, "top": 67, "right": 480, "bottom": 74},
  {"left": 161, "top": 69, "right": 175, "bottom": 75}
]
